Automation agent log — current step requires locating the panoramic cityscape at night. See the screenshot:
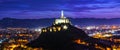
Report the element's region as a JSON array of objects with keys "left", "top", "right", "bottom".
[{"left": 1, "top": 0, "right": 120, "bottom": 50}]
